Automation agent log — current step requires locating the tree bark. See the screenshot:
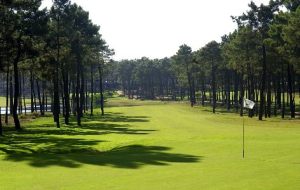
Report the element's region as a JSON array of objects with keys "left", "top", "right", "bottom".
[
  {"left": 63, "top": 70, "right": 70, "bottom": 124},
  {"left": 12, "top": 37, "right": 21, "bottom": 130},
  {"left": 9, "top": 70, "right": 13, "bottom": 116},
  {"left": 234, "top": 72, "right": 239, "bottom": 112},
  {"left": 259, "top": 44, "right": 267, "bottom": 121},
  {"left": 41, "top": 81, "right": 45, "bottom": 115},
  {"left": 22, "top": 74, "right": 27, "bottom": 115},
  {"left": 186, "top": 64, "right": 195, "bottom": 107},
  {"left": 36, "top": 80, "right": 42, "bottom": 115},
  {"left": 201, "top": 76, "right": 206, "bottom": 106},
  {"left": 5, "top": 67, "right": 9, "bottom": 124},
  {"left": 287, "top": 63, "right": 295, "bottom": 118},
  {"left": 30, "top": 69, "right": 34, "bottom": 112},
  {"left": 211, "top": 60, "right": 216, "bottom": 113},
  {"left": 98, "top": 63, "right": 104, "bottom": 116},
  {"left": 19, "top": 72, "right": 22, "bottom": 114},
  {"left": 53, "top": 13, "right": 61, "bottom": 128},
  {"left": 53, "top": 66, "right": 60, "bottom": 128},
  {"left": 90, "top": 64, "right": 94, "bottom": 116},
  {"left": 76, "top": 67, "right": 81, "bottom": 125},
  {"left": 80, "top": 67, "right": 85, "bottom": 118},
  {"left": 226, "top": 70, "right": 231, "bottom": 111},
  {"left": 267, "top": 75, "right": 272, "bottom": 118},
  {"left": 281, "top": 63, "right": 285, "bottom": 118}
]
